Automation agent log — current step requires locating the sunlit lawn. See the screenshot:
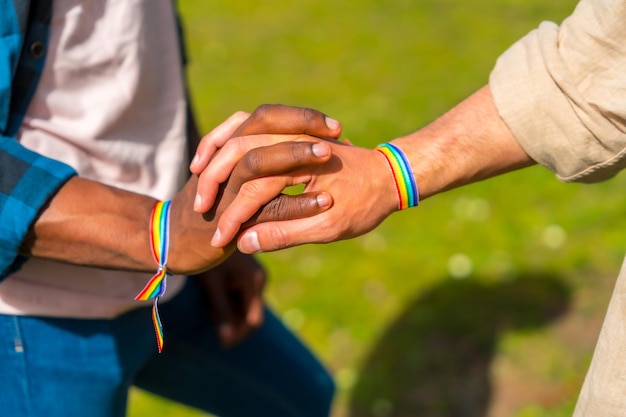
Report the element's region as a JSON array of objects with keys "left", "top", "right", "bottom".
[{"left": 129, "top": 0, "right": 626, "bottom": 416}]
